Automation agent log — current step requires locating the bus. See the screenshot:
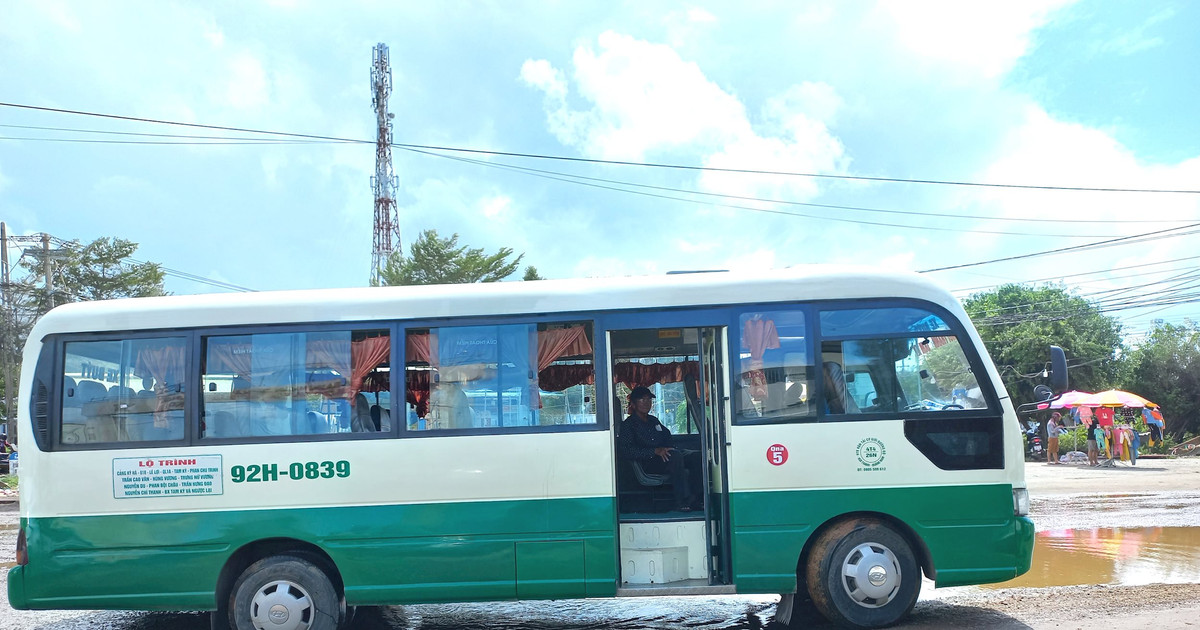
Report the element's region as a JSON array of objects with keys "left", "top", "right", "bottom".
[{"left": 7, "top": 266, "right": 1062, "bottom": 630}]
